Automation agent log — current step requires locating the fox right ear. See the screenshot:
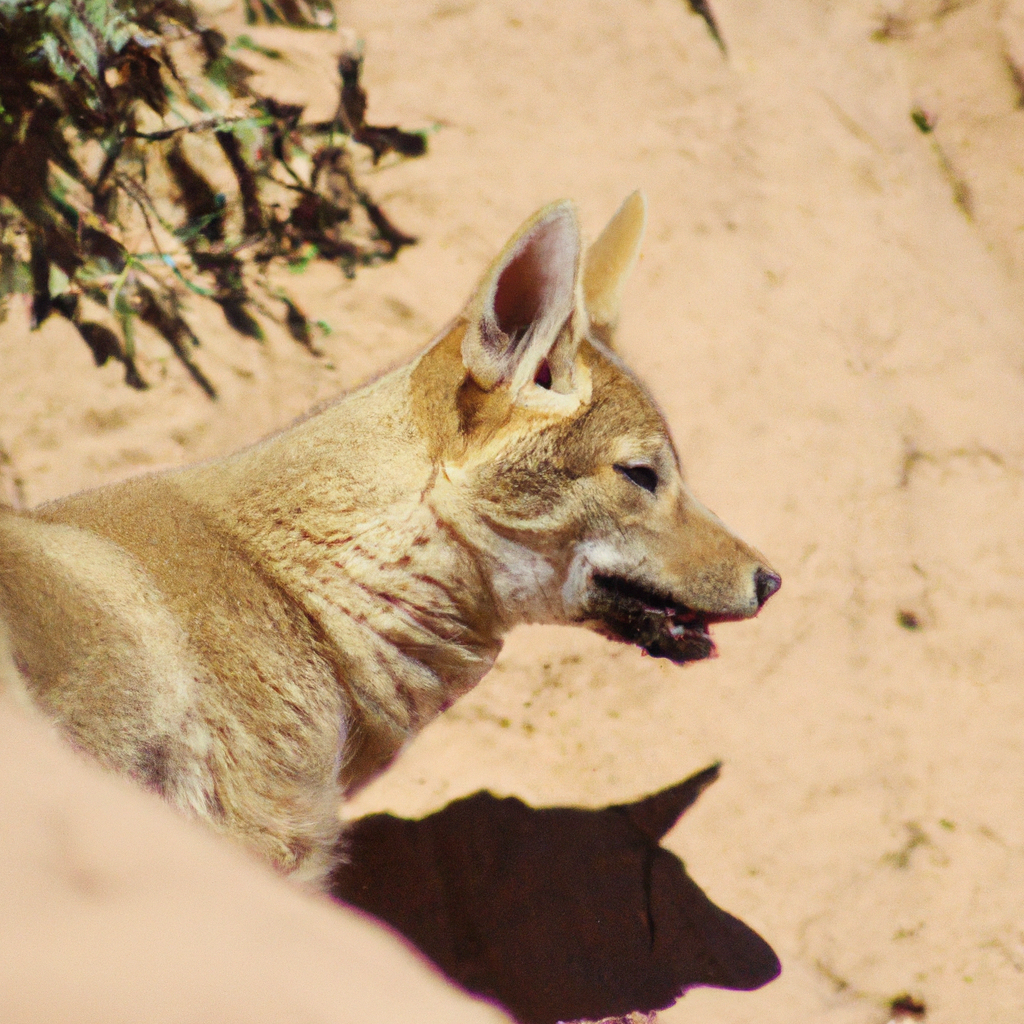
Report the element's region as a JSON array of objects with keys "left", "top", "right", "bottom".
[
  {"left": 582, "top": 190, "right": 647, "bottom": 347},
  {"left": 460, "top": 201, "right": 582, "bottom": 397}
]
